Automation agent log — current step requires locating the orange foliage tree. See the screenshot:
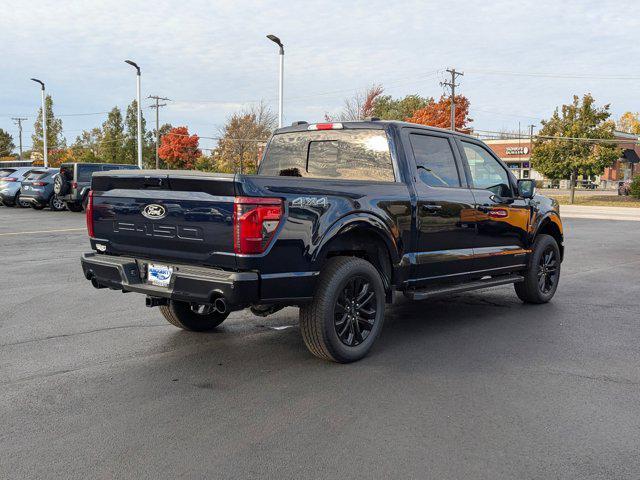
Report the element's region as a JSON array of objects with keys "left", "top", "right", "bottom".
[
  {"left": 158, "top": 127, "right": 201, "bottom": 169},
  {"left": 407, "top": 94, "right": 472, "bottom": 131}
]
